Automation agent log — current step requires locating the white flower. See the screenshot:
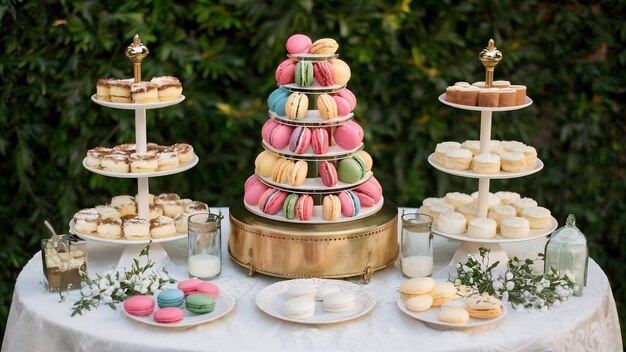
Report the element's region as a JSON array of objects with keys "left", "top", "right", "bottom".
[
  {"left": 506, "top": 281, "right": 515, "bottom": 291},
  {"left": 90, "top": 284, "right": 100, "bottom": 295},
  {"left": 139, "top": 285, "right": 148, "bottom": 294},
  {"left": 81, "top": 286, "right": 93, "bottom": 297},
  {"left": 134, "top": 284, "right": 142, "bottom": 292},
  {"left": 505, "top": 272, "right": 514, "bottom": 281},
  {"left": 469, "top": 277, "right": 474, "bottom": 284},
  {"left": 99, "top": 280, "right": 110, "bottom": 290},
  {"left": 492, "top": 280, "right": 504, "bottom": 291},
  {"left": 116, "top": 289, "right": 125, "bottom": 296},
  {"left": 113, "top": 281, "right": 120, "bottom": 289},
  {"left": 535, "top": 285, "right": 543, "bottom": 293},
  {"left": 150, "top": 282, "right": 159, "bottom": 293},
  {"left": 101, "top": 295, "right": 112, "bottom": 304},
  {"left": 104, "top": 286, "right": 115, "bottom": 297}
]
